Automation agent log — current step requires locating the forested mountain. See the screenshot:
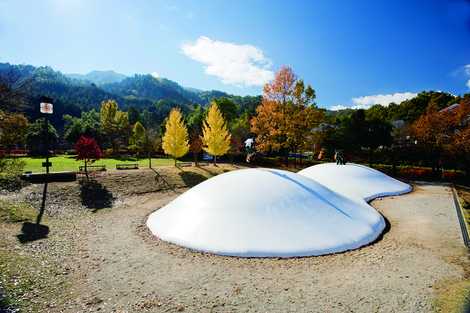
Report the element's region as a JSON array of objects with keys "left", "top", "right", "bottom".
[
  {"left": 102, "top": 74, "right": 196, "bottom": 103},
  {"left": 327, "top": 91, "right": 459, "bottom": 123},
  {"left": 2, "top": 62, "right": 463, "bottom": 139},
  {"left": 66, "top": 70, "right": 127, "bottom": 85},
  {"left": 0, "top": 62, "right": 260, "bottom": 129}
]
